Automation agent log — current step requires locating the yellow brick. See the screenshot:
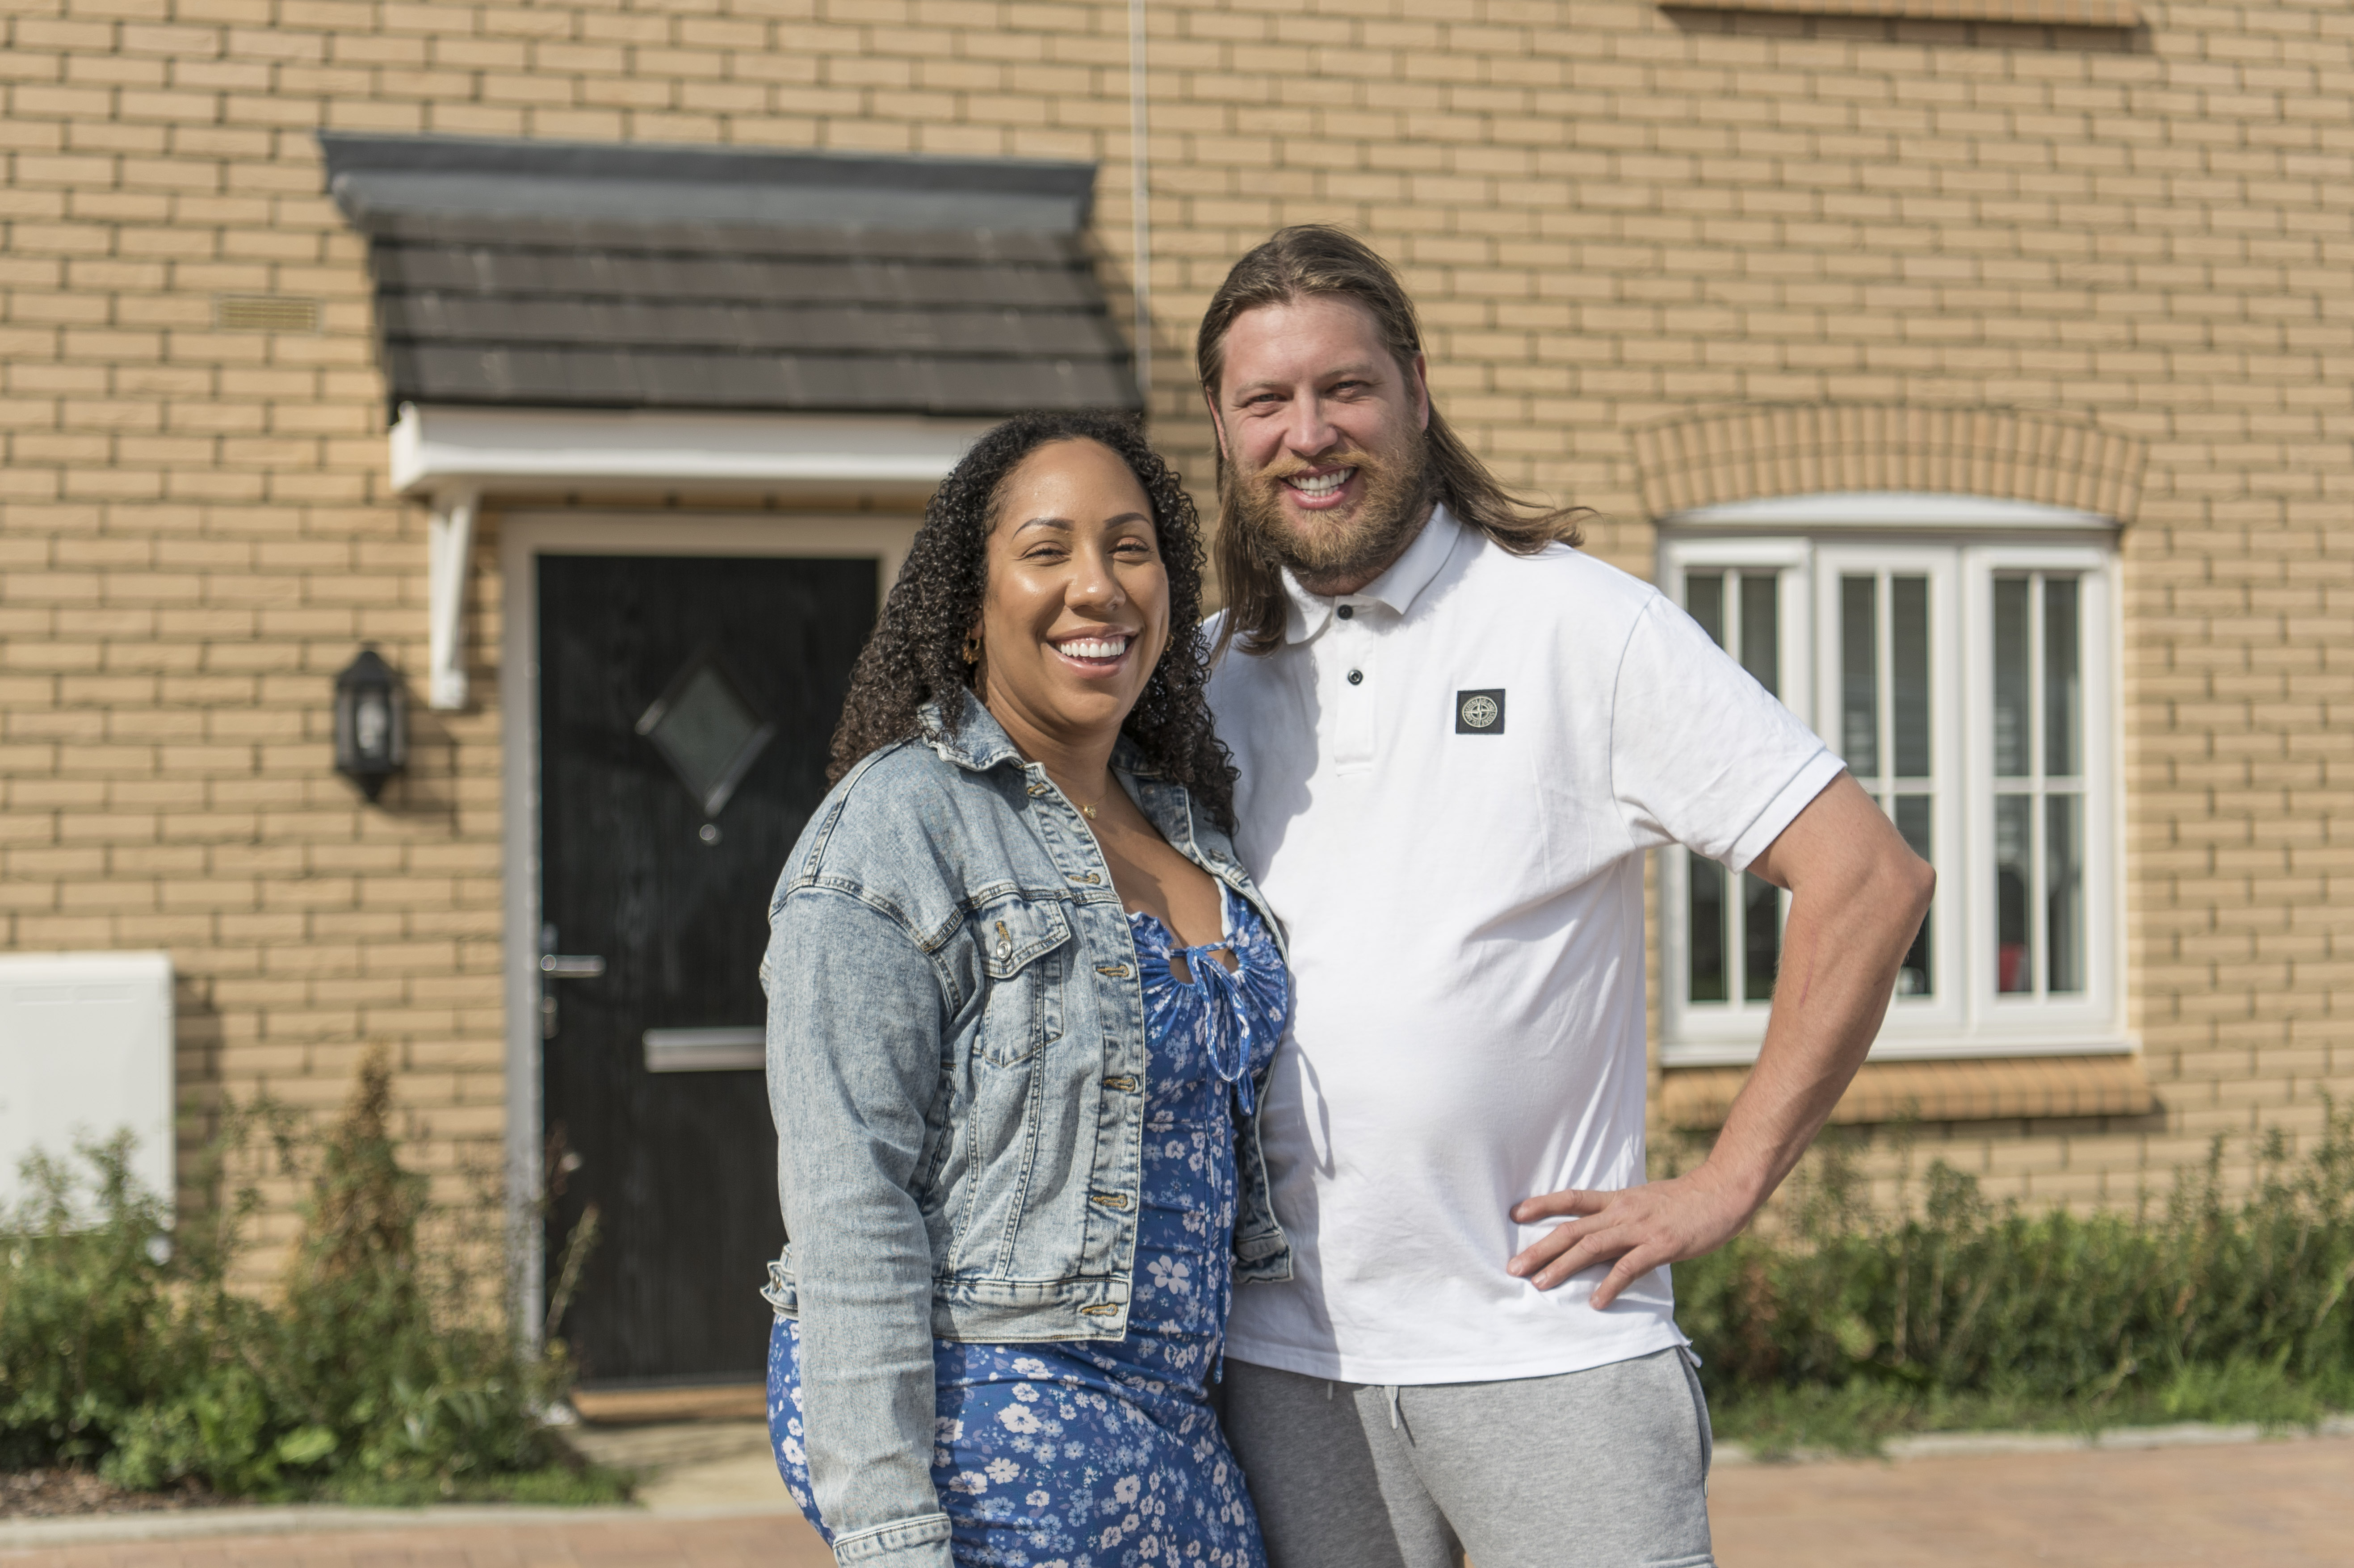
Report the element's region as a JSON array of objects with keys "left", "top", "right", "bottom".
[{"left": 0, "top": 0, "right": 2343, "bottom": 1244}]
